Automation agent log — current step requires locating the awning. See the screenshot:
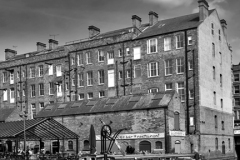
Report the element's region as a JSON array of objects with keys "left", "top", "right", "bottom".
[{"left": 0, "top": 118, "right": 79, "bottom": 140}]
